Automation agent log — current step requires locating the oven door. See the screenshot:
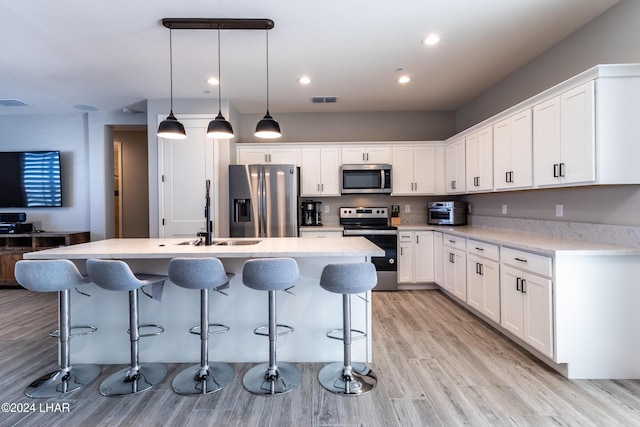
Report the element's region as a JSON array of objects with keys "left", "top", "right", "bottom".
[{"left": 343, "top": 229, "right": 398, "bottom": 290}]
